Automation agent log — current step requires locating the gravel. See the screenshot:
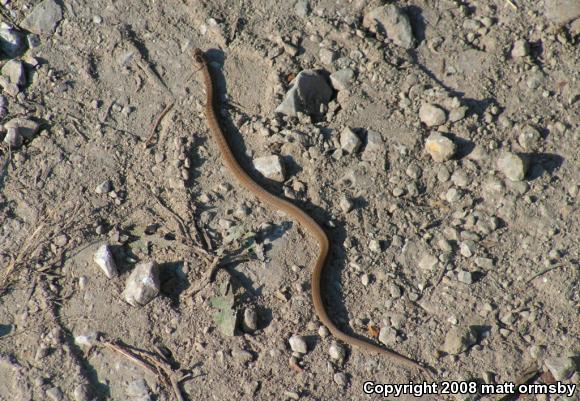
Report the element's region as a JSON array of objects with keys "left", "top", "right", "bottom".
[
  {"left": 442, "top": 326, "right": 477, "bottom": 355},
  {"left": 275, "top": 70, "right": 333, "bottom": 116},
  {"left": 363, "top": 4, "right": 415, "bottom": 49},
  {"left": 121, "top": 261, "right": 160, "bottom": 306},
  {"left": 419, "top": 103, "right": 447, "bottom": 127},
  {"left": 340, "top": 127, "right": 361, "bottom": 154},
  {"left": 497, "top": 152, "right": 528, "bottom": 181},
  {"left": 20, "top": 0, "right": 63, "bottom": 35},
  {"left": 425, "top": 133, "right": 456, "bottom": 162},
  {"left": 253, "top": 155, "right": 286, "bottom": 182},
  {"left": 288, "top": 335, "right": 308, "bottom": 354}
]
